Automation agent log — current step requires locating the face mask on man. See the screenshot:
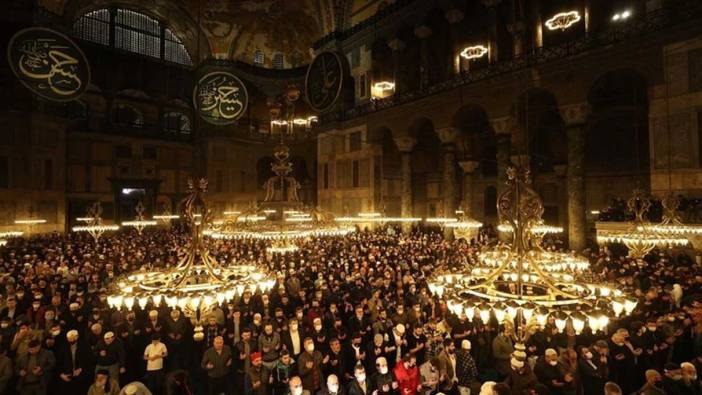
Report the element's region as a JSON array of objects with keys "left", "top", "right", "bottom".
[
  {"left": 356, "top": 373, "right": 366, "bottom": 383},
  {"left": 549, "top": 360, "right": 558, "bottom": 367},
  {"left": 328, "top": 384, "right": 339, "bottom": 393},
  {"left": 379, "top": 366, "right": 388, "bottom": 374}
]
